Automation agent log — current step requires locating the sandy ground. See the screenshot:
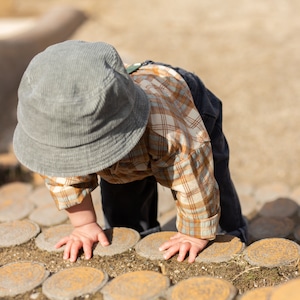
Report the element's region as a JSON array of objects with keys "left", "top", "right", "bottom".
[{"left": 2, "top": 0, "right": 300, "bottom": 189}]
